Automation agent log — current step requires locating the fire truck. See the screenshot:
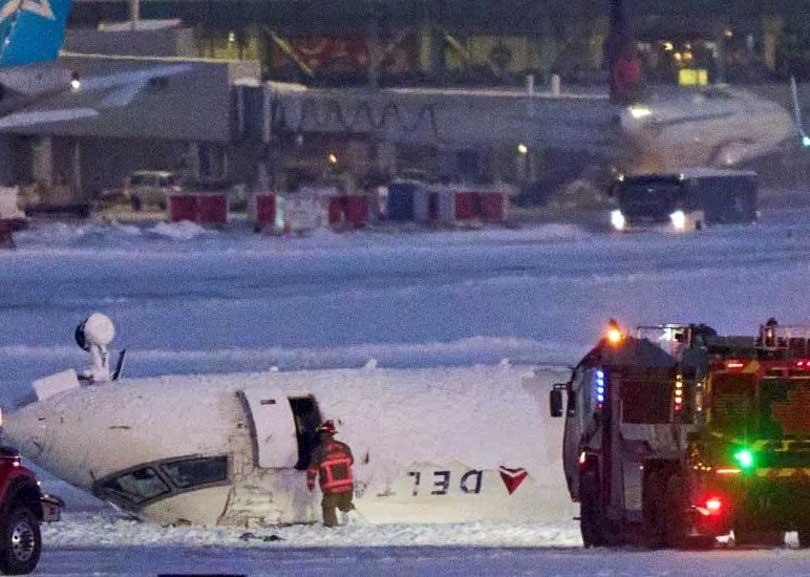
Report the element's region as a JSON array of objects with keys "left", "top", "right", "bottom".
[
  {"left": 550, "top": 319, "right": 810, "bottom": 548},
  {"left": 0, "top": 410, "right": 62, "bottom": 574}
]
